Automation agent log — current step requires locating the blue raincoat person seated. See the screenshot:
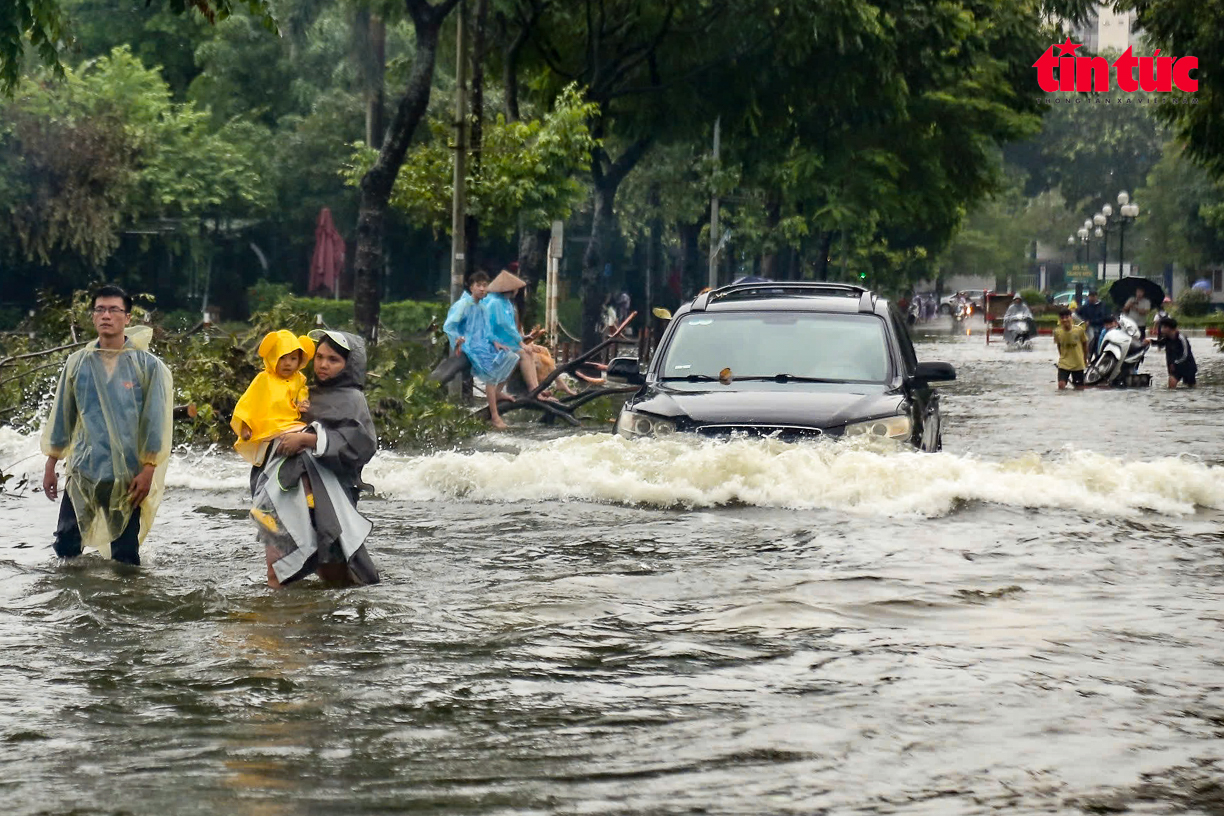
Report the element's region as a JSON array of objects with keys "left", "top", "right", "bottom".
[
  {"left": 40, "top": 286, "right": 173, "bottom": 566},
  {"left": 483, "top": 269, "right": 557, "bottom": 400},
  {"left": 442, "top": 271, "right": 520, "bottom": 429}
]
